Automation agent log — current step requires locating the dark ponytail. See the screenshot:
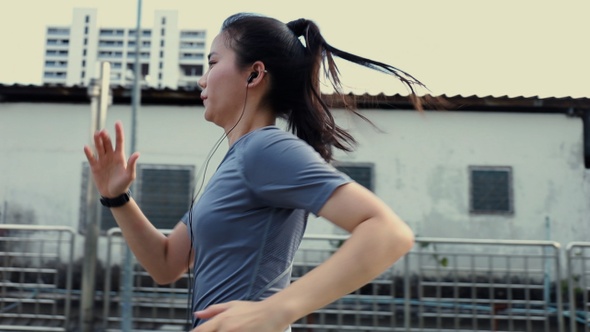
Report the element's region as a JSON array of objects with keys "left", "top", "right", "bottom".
[{"left": 221, "top": 13, "right": 426, "bottom": 162}]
